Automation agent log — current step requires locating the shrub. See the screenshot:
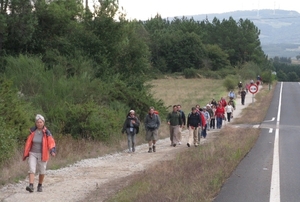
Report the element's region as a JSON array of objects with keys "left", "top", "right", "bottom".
[
  {"left": 217, "top": 67, "right": 237, "bottom": 78},
  {"left": 0, "top": 118, "right": 18, "bottom": 165},
  {"left": 0, "top": 79, "right": 33, "bottom": 165},
  {"left": 223, "top": 75, "right": 238, "bottom": 91},
  {"left": 183, "top": 68, "right": 198, "bottom": 78}
]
